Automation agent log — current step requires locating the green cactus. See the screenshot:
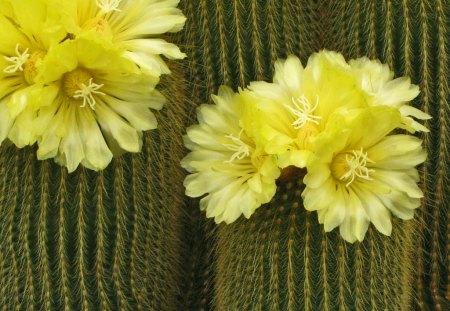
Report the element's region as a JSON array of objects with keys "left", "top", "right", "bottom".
[
  {"left": 214, "top": 179, "right": 417, "bottom": 310},
  {"left": 0, "top": 0, "right": 448, "bottom": 310},
  {"left": 181, "top": 0, "right": 449, "bottom": 310},
  {"left": 0, "top": 61, "right": 190, "bottom": 310}
]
